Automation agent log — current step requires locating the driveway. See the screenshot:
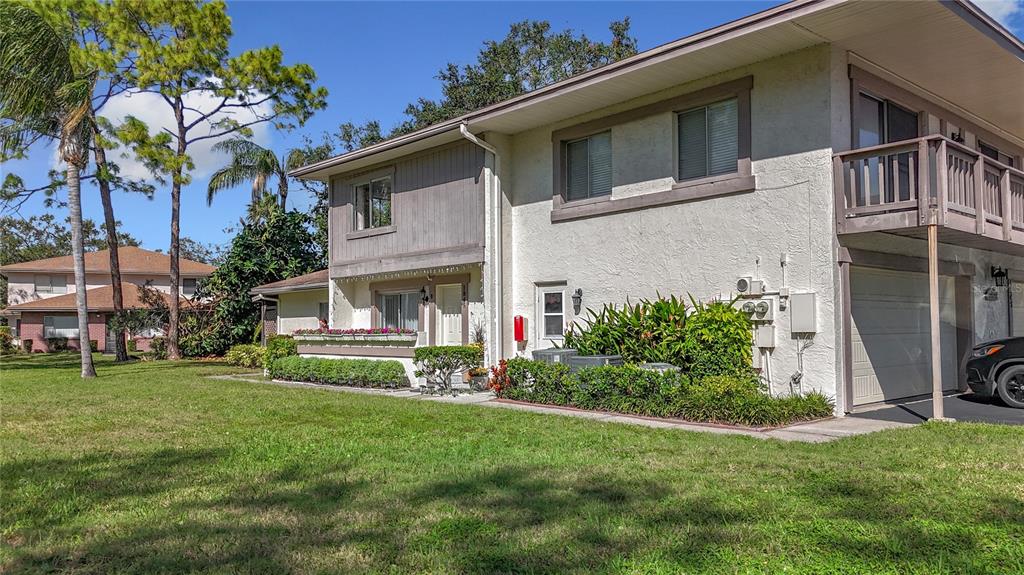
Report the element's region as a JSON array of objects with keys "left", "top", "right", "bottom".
[{"left": 851, "top": 393, "right": 1024, "bottom": 425}]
